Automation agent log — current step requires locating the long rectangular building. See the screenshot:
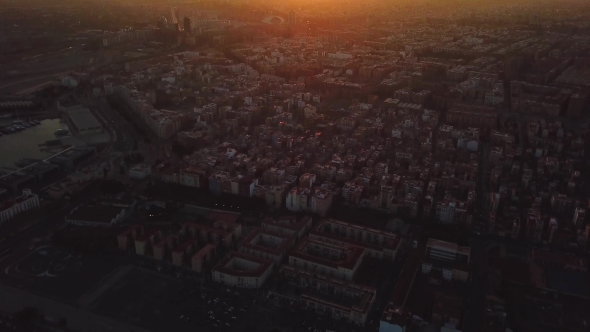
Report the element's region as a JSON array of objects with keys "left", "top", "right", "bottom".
[
  {"left": 425, "top": 238, "right": 470, "bottom": 263},
  {"left": 238, "top": 228, "right": 295, "bottom": 267},
  {"left": 281, "top": 265, "right": 376, "bottom": 326},
  {"left": 310, "top": 219, "right": 401, "bottom": 261},
  {"left": 446, "top": 104, "right": 498, "bottom": 129},
  {"left": 288, "top": 237, "right": 365, "bottom": 281},
  {"left": 182, "top": 222, "right": 233, "bottom": 248},
  {"left": 261, "top": 215, "right": 312, "bottom": 239},
  {"left": 212, "top": 251, "right": 273, "bottom": 288}
]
